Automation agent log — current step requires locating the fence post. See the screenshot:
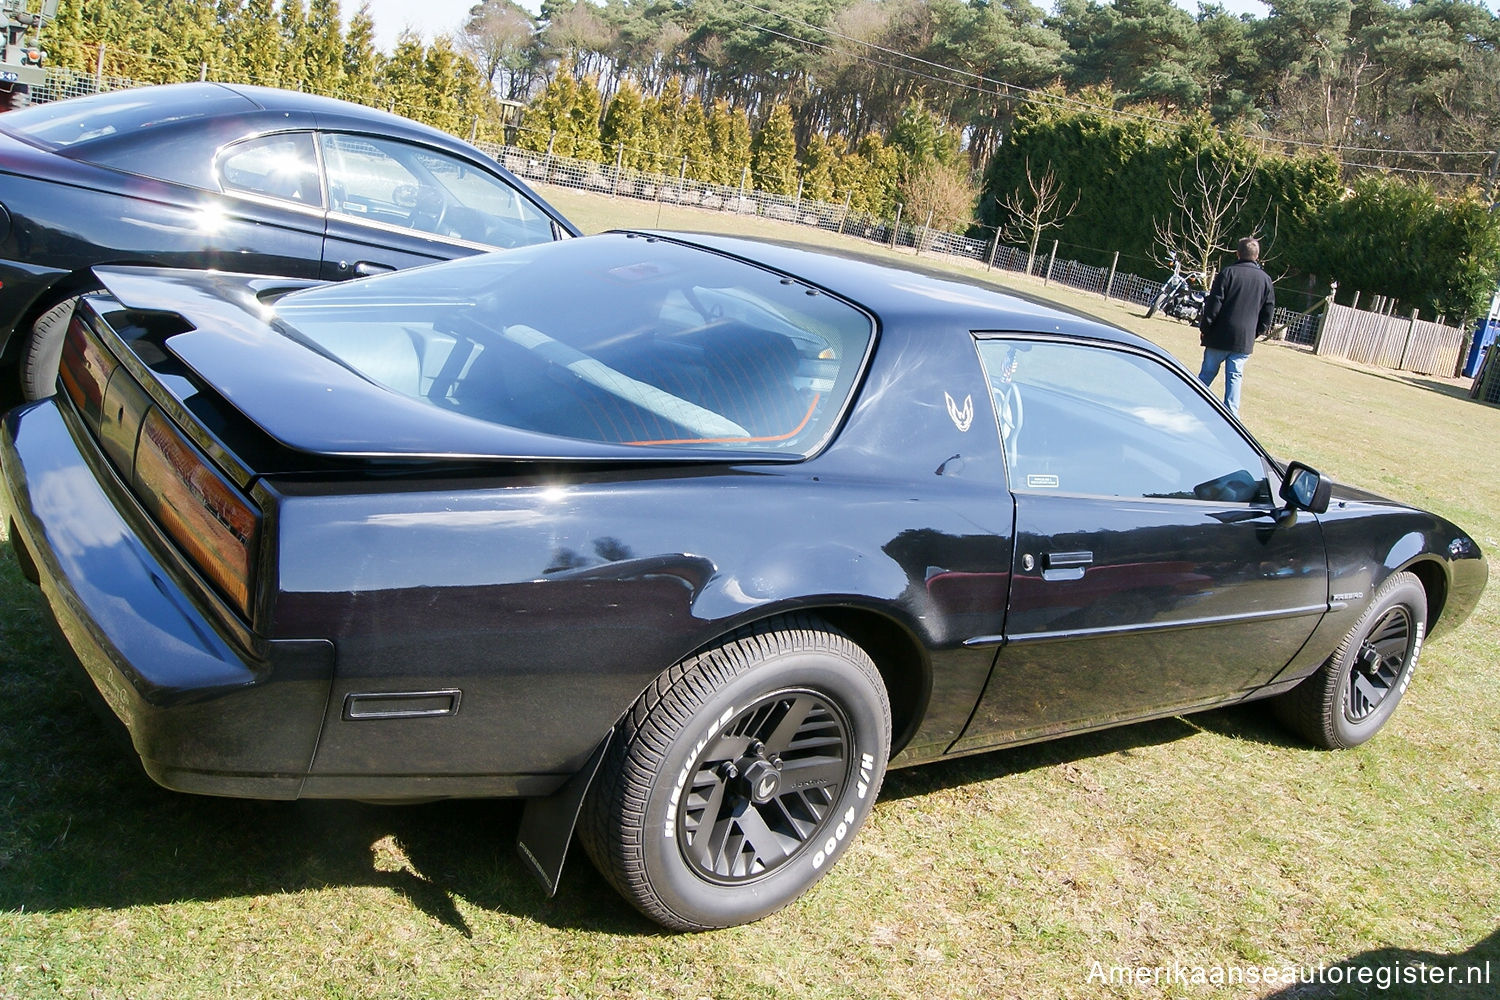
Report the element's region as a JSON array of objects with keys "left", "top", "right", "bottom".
[
  {"left": 95, "top": 43, "right": 105, "bottom": 93},
  {"left": 612, "top": 146, "right": 623, "bottom": 198},
  {"left": 469, "top": 116, "right": 479, "bottom": 142},
  {"left": 1399, "top": 308, "right": 1420, "bottom": 370},
  {"left": 1104, "top": 251, "right": 1119, "bottom": 300},
  {"left": 987, "top": 229, "right": 1000, "bottom": 271},
  {"left": 917, "top": 210, "right": 933, "bottom": 256},
  {"left": 737, "top": 167, "right": 748, "bottom": 214},
  {"left": 1043, "top": 239, "right": 1059, "bottom": 286},
  {"left": 837, "top": 191, "right": 851, "bottom": 235},
  {"left": 1349, "top": 289, "right": 1360, "bottom": 311},
  {"left": 544, "top": 131, "right": 555, "bottom": 183},
  {"left": 890, "top": 203, "right": 903, "bottom": 249},
  {"left": 794, "top": 179, "right": 803, "bottom": 214},
  {"left": 199, "top": 62, "right": 208, "bottom": 82},
  {"left": 1312, "top": 303, "right": 1332, "bottom": 355}
]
